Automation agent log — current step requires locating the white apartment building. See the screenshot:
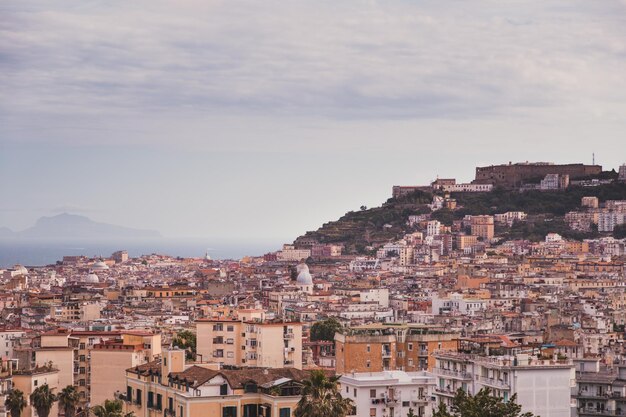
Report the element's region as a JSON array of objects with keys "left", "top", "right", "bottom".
[
  {"left": 432, "top": 351, "right": 574, "bottom": 417},
  {"left": 431, "top": 293, "right": 486, "bottom": 316},
  {"left": 440, "top": 183, "right": 493, "bottom": 192},
  {"left": 339, "top": 371, "right": 437, "bottom": 417},
  {"left": 598, "top": 212, "right": 626, "bottom": 232},
  {"left": 426, "top": 221, "right": 442, "bottom": 237},
  {"left": 0, "top": 329, "right": 26, "bottom": 359}
]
